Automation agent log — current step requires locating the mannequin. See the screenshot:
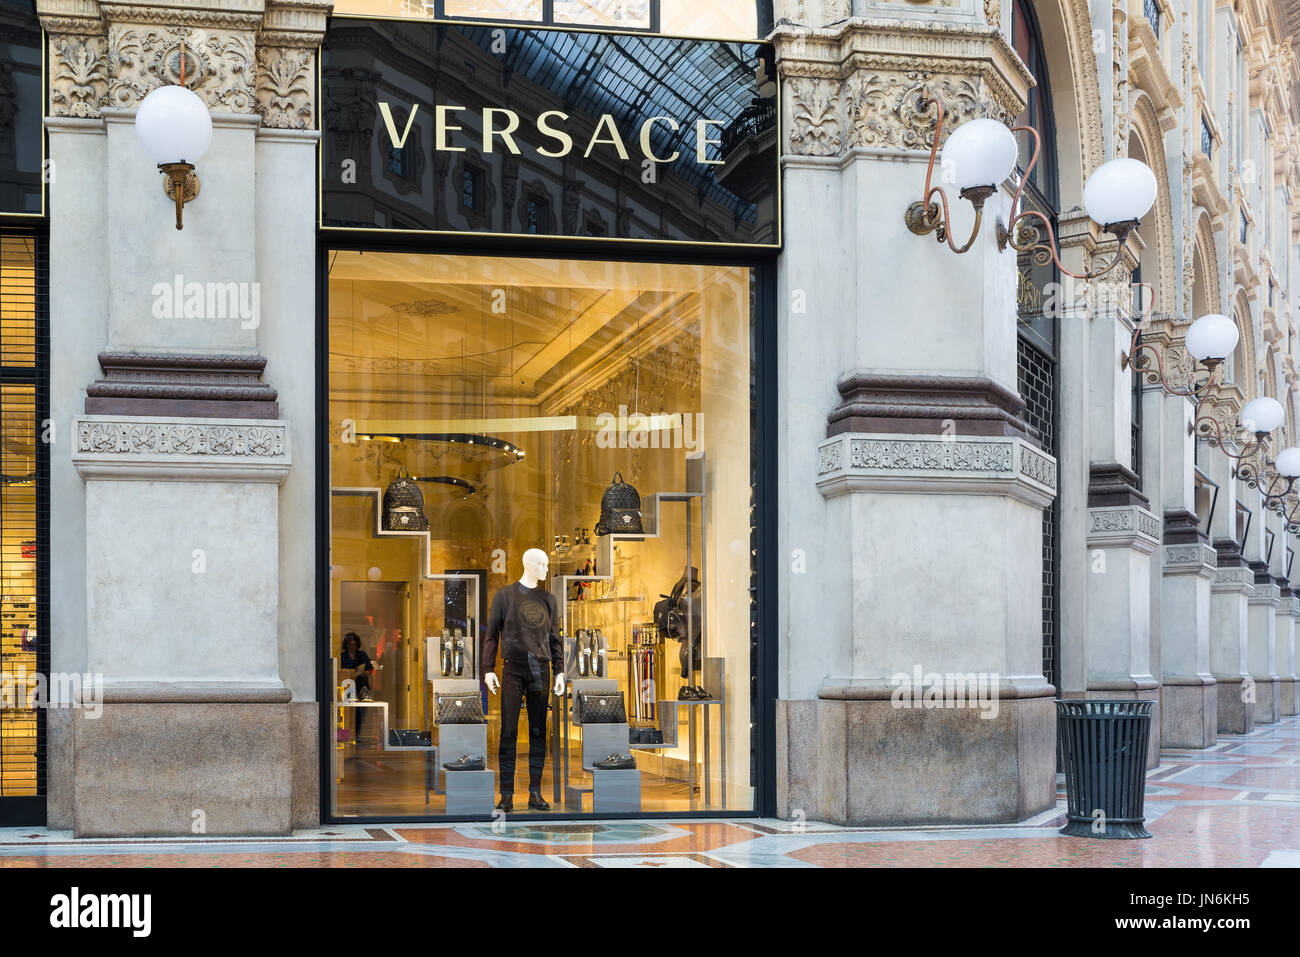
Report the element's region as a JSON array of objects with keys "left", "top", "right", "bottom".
[{"left": 483, "top": 547, "right": 565, "bottom": 812}]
